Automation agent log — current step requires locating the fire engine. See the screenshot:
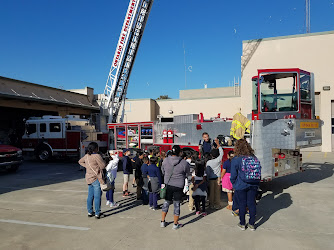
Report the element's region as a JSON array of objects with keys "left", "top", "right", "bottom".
[
  {"left": 108, "top": 68, "right": 322, "bottom": 181},
  {"left": 22, "top": 115, "right": 108, "bottom": 161}
]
